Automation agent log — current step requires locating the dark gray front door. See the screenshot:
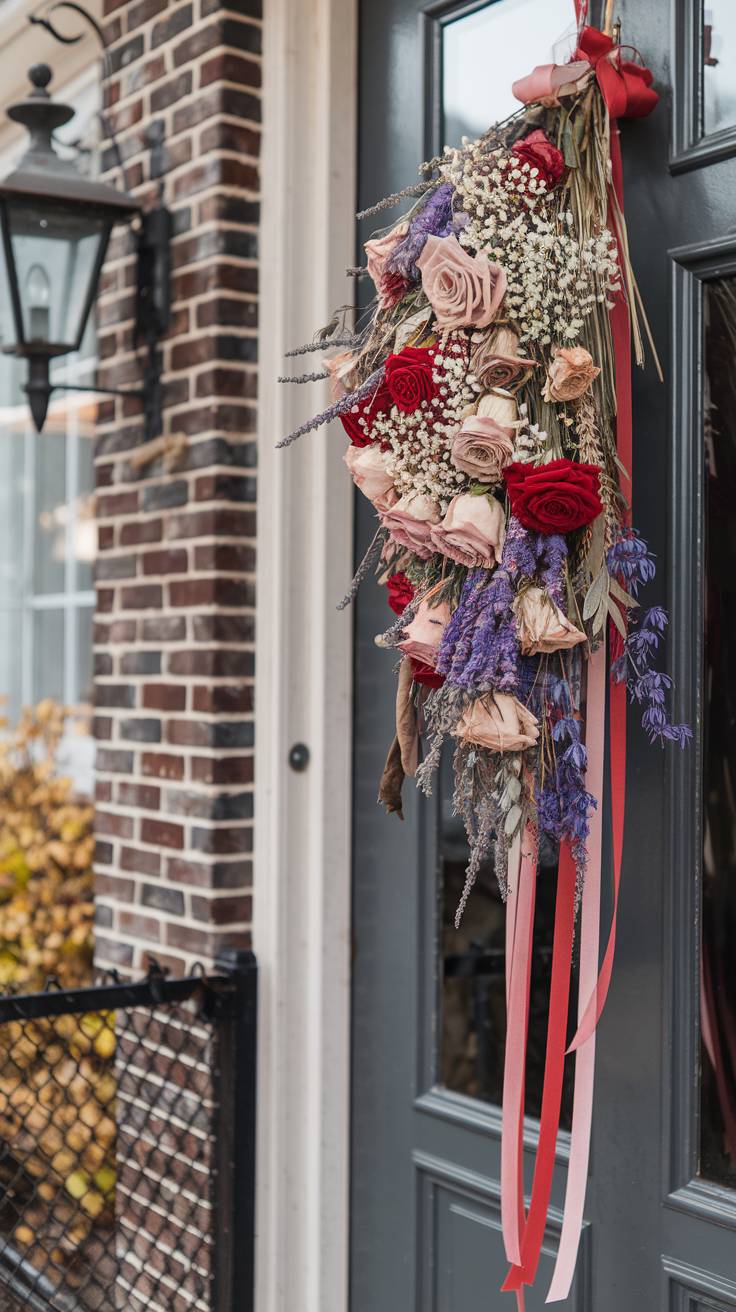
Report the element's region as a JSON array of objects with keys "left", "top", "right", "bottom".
[{"left": 351, "top": 2, "right": 736, "bottom": 1308}]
